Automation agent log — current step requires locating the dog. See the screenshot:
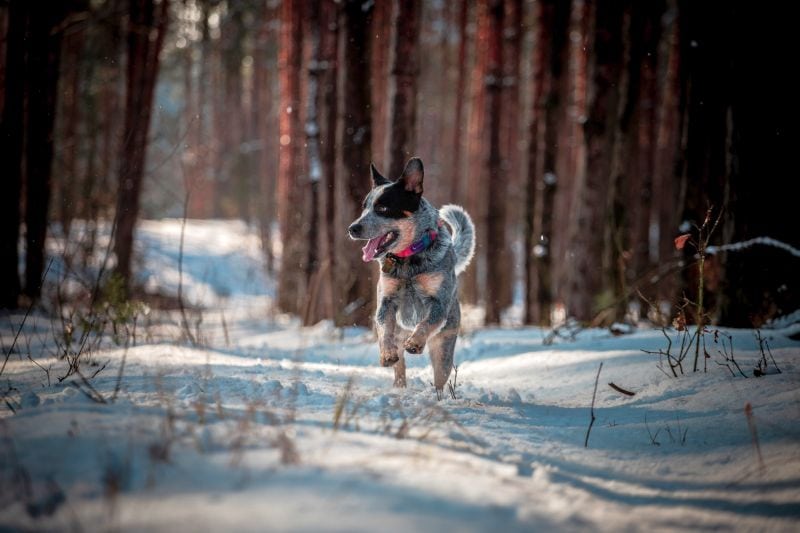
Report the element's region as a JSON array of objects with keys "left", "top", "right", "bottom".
[{"left": 348, "top": 157, "right": 475, "bottom": 392}]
